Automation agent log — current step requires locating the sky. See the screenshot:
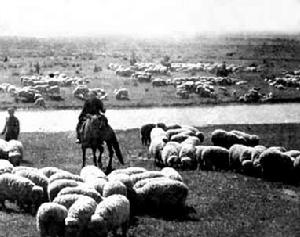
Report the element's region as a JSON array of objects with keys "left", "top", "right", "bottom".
[{"left": 0, "top": 0, "right": 300, "bottom": 38}]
